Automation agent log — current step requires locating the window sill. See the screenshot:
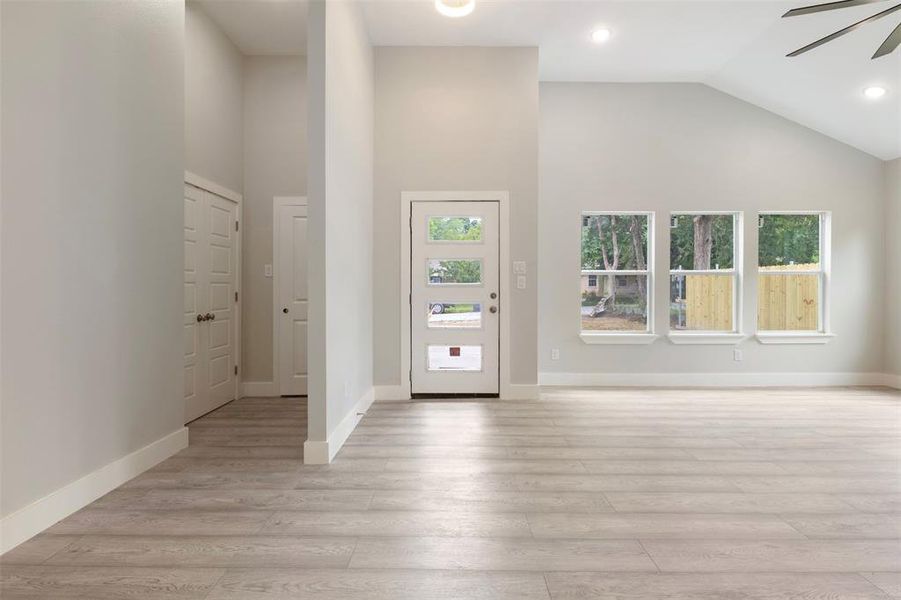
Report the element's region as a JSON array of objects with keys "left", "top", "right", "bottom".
[
  {"left": 756, "top": 332, "right": 835, "bottom": 345},
  {"left": 580, "top": 333, "right": 659, "bottom": 345},
  {"left": 668, "top": 333, "right": 745, "bottom": 345}
]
